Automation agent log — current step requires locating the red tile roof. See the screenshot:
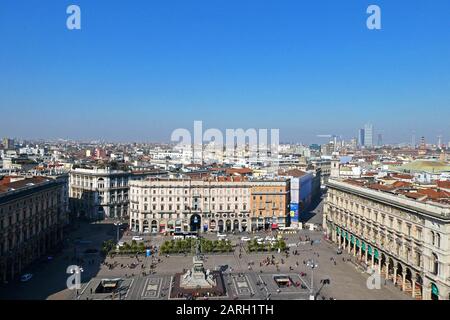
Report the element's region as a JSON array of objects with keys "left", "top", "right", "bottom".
[
  {"left": 416, "top": 188, "right": 450, "bottom": 199},
  {"left": 391, "top": 173, "right": 414, "bottom": 180},
  {"left": 280, "top": 169, "right": 308, "bottom": 177},
  {"left": 392, "top": 181, "right": 413, "bottom": 188},
  {"left": 225, "top": 168, "right": 253, "bottom": 175},
  {"left": 436, "top": 180, "right": 450, "bottom": 189},
  {"left": 0, "top": 176, "right": 51, "bottom": 194}
]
